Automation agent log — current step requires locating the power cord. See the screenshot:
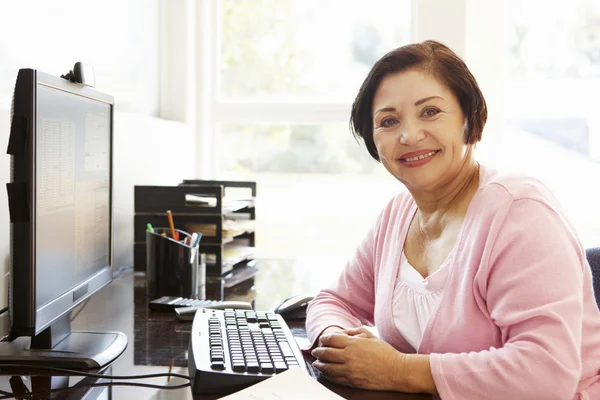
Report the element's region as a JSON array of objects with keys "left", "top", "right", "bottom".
[
  {"left": 0, "top": 364, "right": 191, "bottom": 400},
  {"left": 0, "top": 381, "right": 191, "bottom": 400},
  {"left": 0, "top": 364, "right": 190, "bottom": 381},
  {"left": 0, "top": 308, "right": 7, "bottom": 316}
]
